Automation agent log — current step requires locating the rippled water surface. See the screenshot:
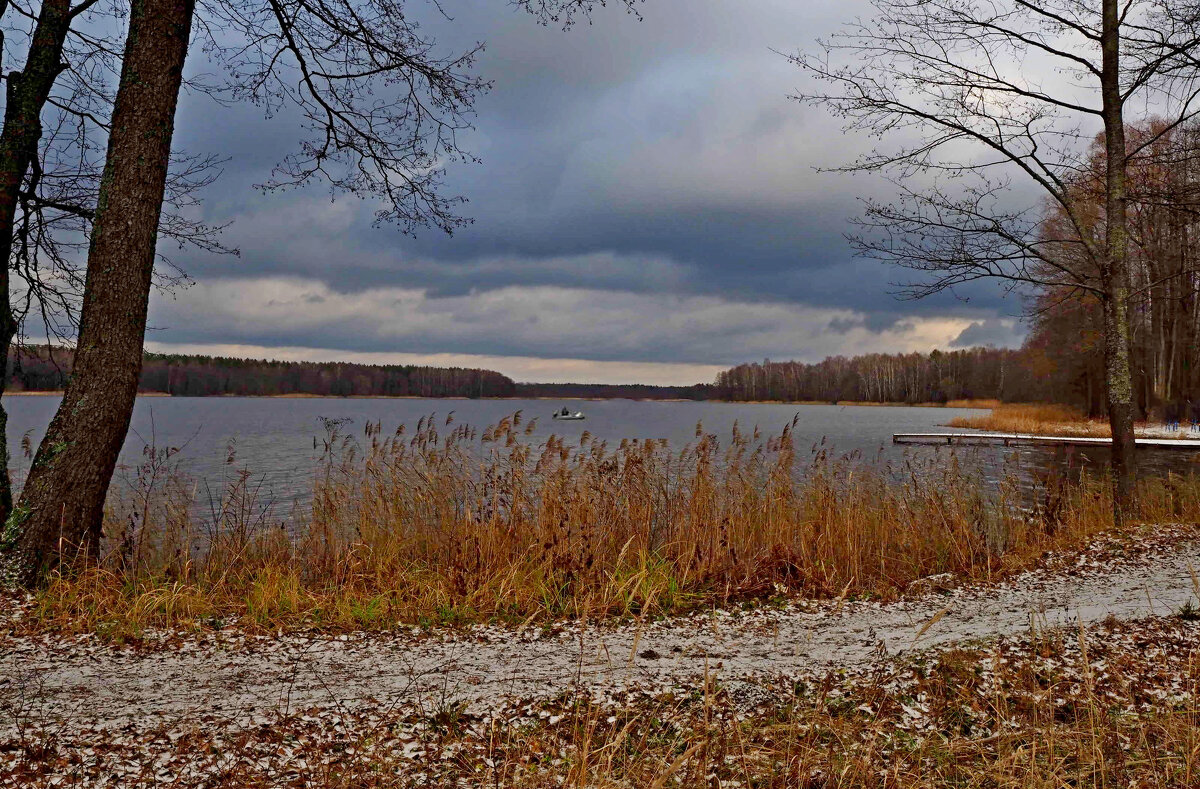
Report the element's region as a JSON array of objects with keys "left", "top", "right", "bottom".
[{"left": 4, "top": 395, "right": 1196, "bottom": 507}]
